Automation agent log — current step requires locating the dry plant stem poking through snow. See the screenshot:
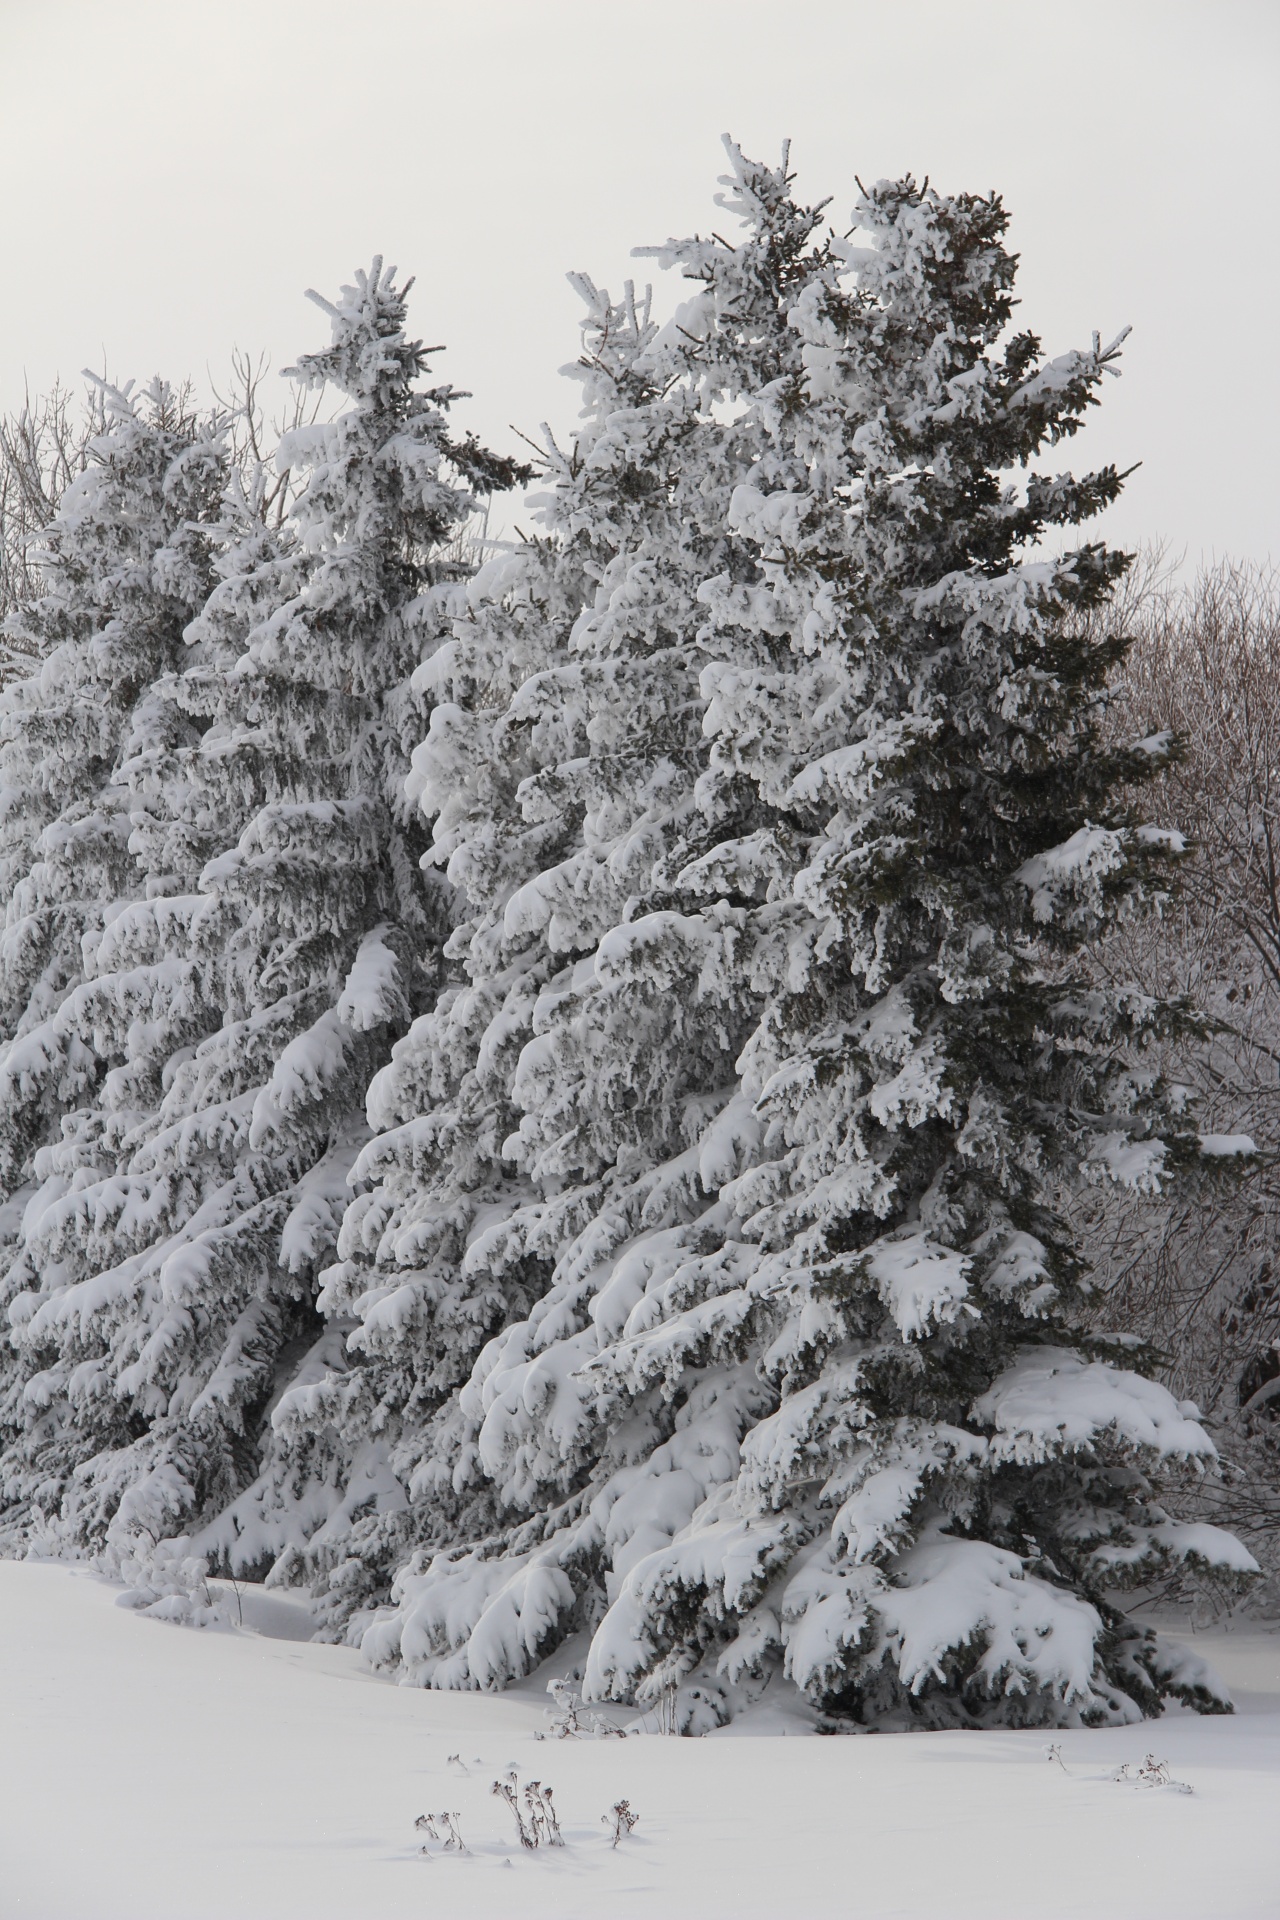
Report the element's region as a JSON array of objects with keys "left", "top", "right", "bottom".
[
  {"left": 604, "top": 1800, "right": 640, "bottom": 1848},
  {"left": 492, "top": 1775, "right": 533, "bottom": 1849},
  {"left": 524, "top": 1781, "right": 563, "bottom": 1847},
  {"left": 491, "top": 1766, "right": 564, "bottom": 1843},
  {"left": 1044, "top": 1743, "right": 1192, "bottom": 1791},
  {"left": 1112, "top": 1755, "right": 1194, "bottom": 1794},
  {"left": 413, "top": 1810, "right": 466, "bottom": 1855},
  {"left": 490, "top": 1769, "right": 565, "bottom": 1850}
]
